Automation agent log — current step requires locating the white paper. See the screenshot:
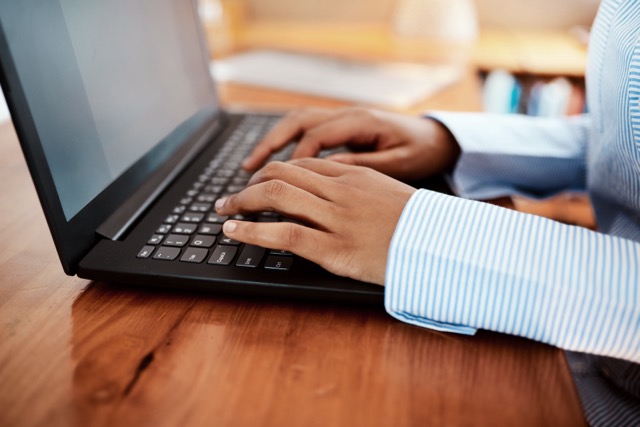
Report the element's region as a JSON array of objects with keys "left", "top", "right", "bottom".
[{"left": 212, "top": 50, "right": 462, "bottom": 110}]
